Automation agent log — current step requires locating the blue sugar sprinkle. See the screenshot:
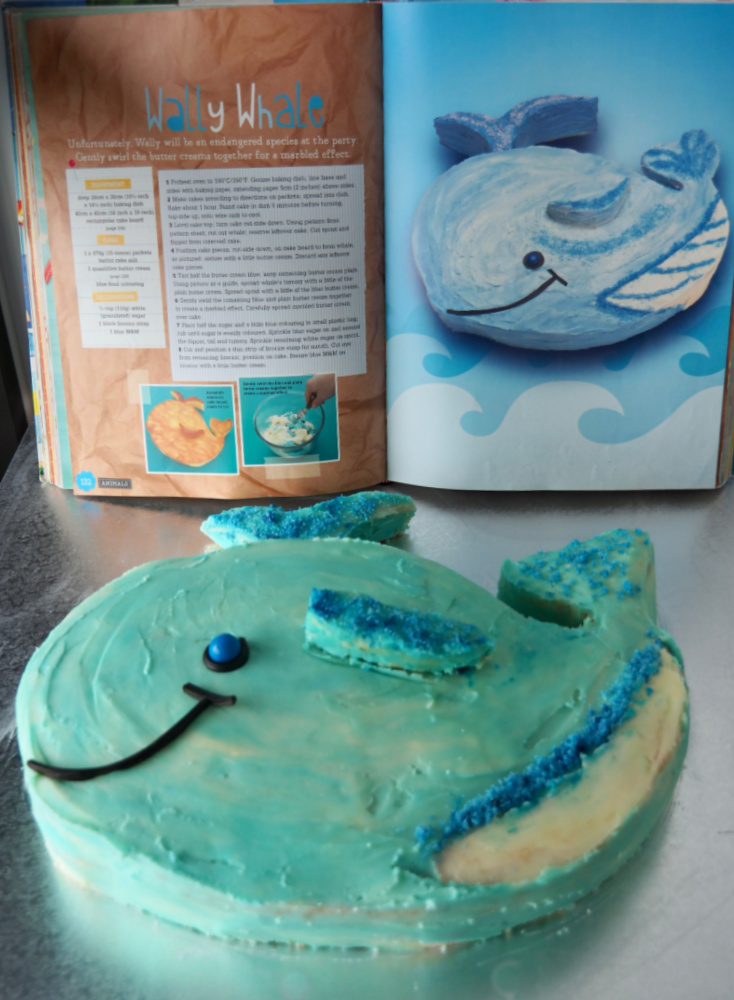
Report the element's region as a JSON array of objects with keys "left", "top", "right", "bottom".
[
  {"left": 415, "top": 824, "right": 433, "bottom": 848},
  {"left": 415, "top": 643, "right": 663, "bottom": 854}
]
